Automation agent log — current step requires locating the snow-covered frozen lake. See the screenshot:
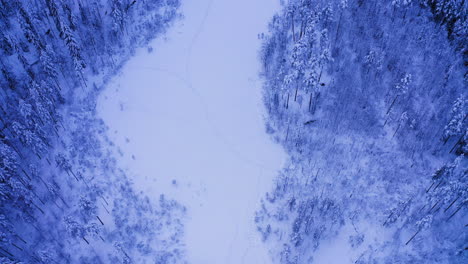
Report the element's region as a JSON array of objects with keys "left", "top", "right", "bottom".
[{"left": 97, "top": 0, "right": 285, "bottom": 262}]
